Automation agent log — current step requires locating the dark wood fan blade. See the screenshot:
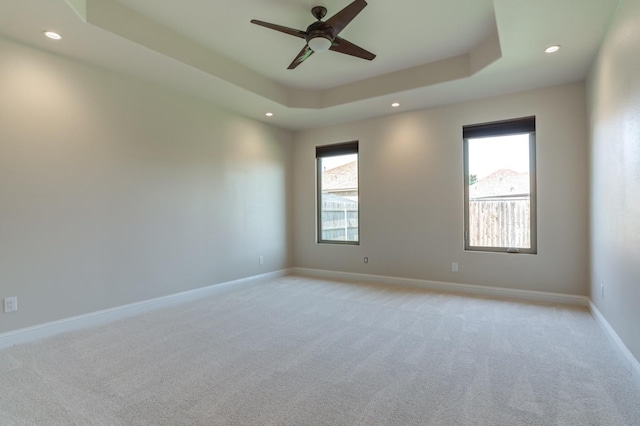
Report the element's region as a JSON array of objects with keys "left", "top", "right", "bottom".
[
  {"left": 250, "top": 20, "right": 306, "bottom": 39},
  {"left": 288, "top": 45, "right": 314, "bottom": 69},
  {"left": 324, "top": 0, "right": 367, "bottom": 36},
  {"left": 330, "top": 36, "right": 375, "bottom": 60}
]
